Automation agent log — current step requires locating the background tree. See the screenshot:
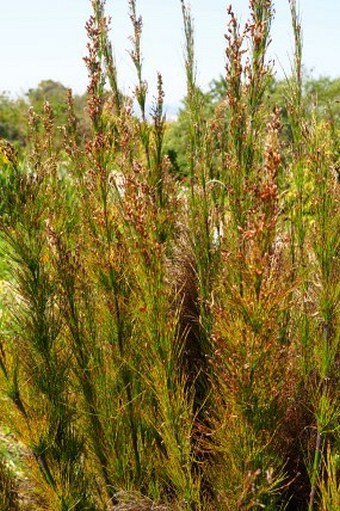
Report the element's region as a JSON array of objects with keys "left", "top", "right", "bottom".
[{"left": 0, "top": 93, "right": 27, "bottom": 146}]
